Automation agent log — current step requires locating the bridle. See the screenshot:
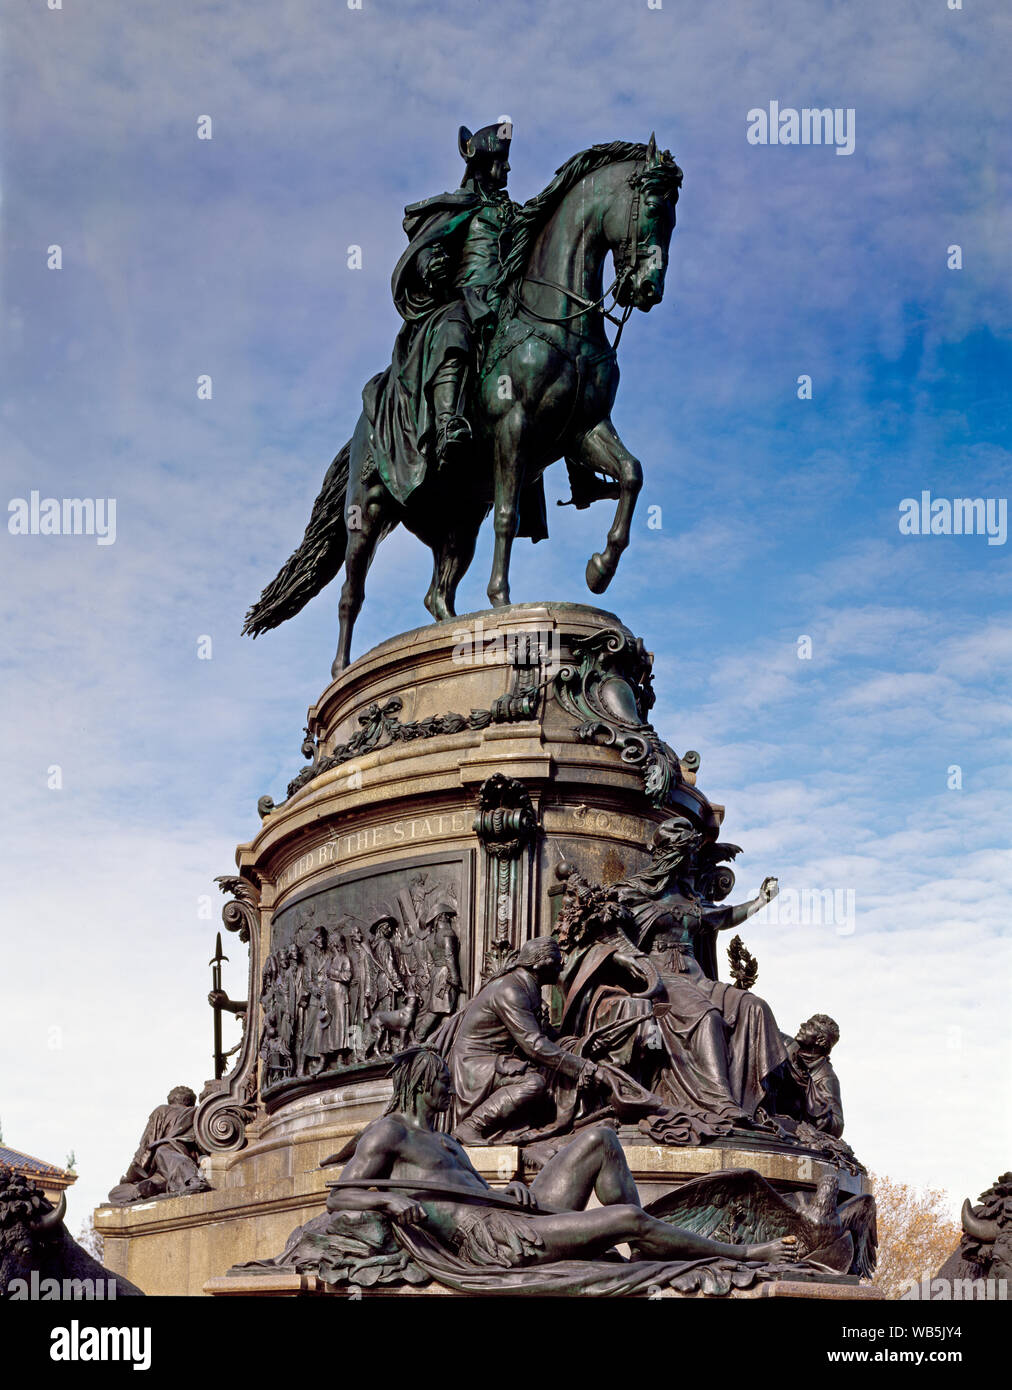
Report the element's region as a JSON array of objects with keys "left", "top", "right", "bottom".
[
  {"left": 614, "top": 161, "right": 646, "bottom": 293},
  {"left": 514, "top": 161, "right": 651, "bottom": 351}
]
